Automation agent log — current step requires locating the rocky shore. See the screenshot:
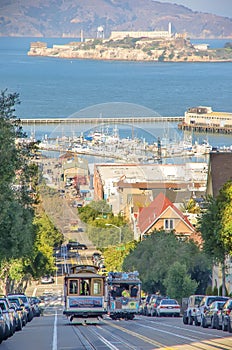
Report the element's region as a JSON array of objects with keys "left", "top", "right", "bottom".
[{"left": 28, "top": 37, "right": 232, "bottom": 62}]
